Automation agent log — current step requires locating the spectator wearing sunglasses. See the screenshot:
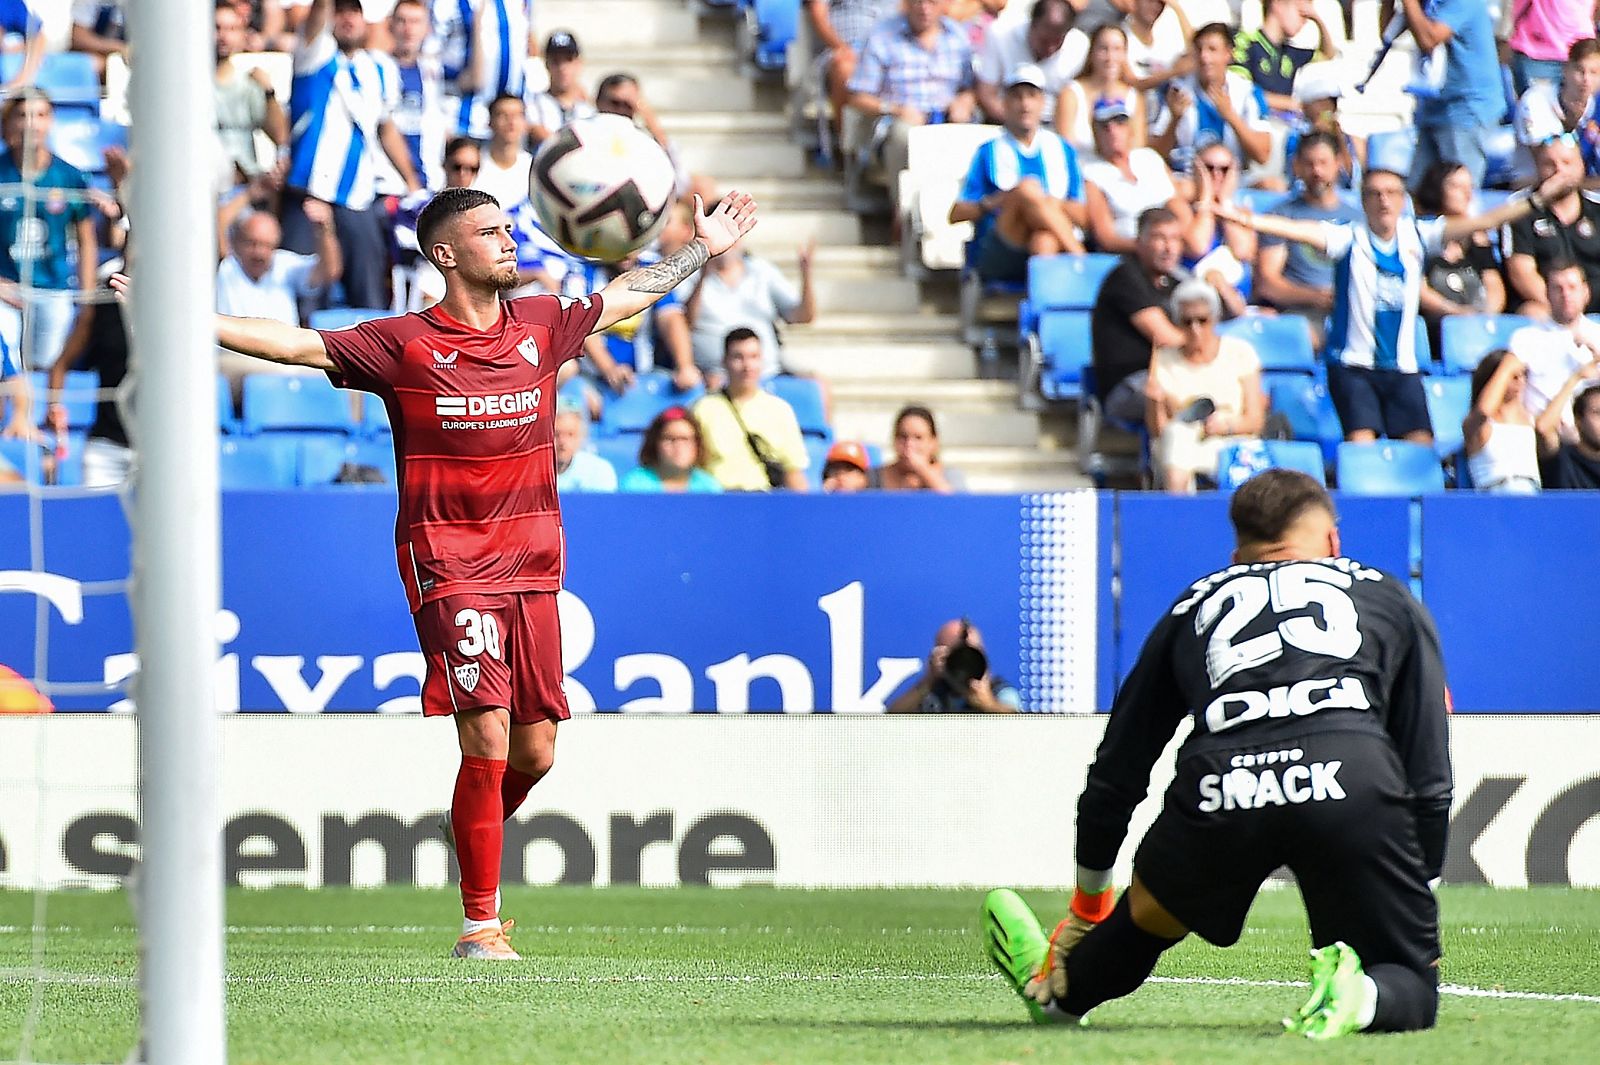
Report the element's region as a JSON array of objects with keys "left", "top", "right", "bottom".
[
  {"left": 1516, "top": 38, "right": 1600, "bottom": 180},
  {"left": 1145, "top": 280, "right": 1266, "bottom": 494},
  {"left": 619, "top": 407, "right": 724, "bottom": 493}
]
